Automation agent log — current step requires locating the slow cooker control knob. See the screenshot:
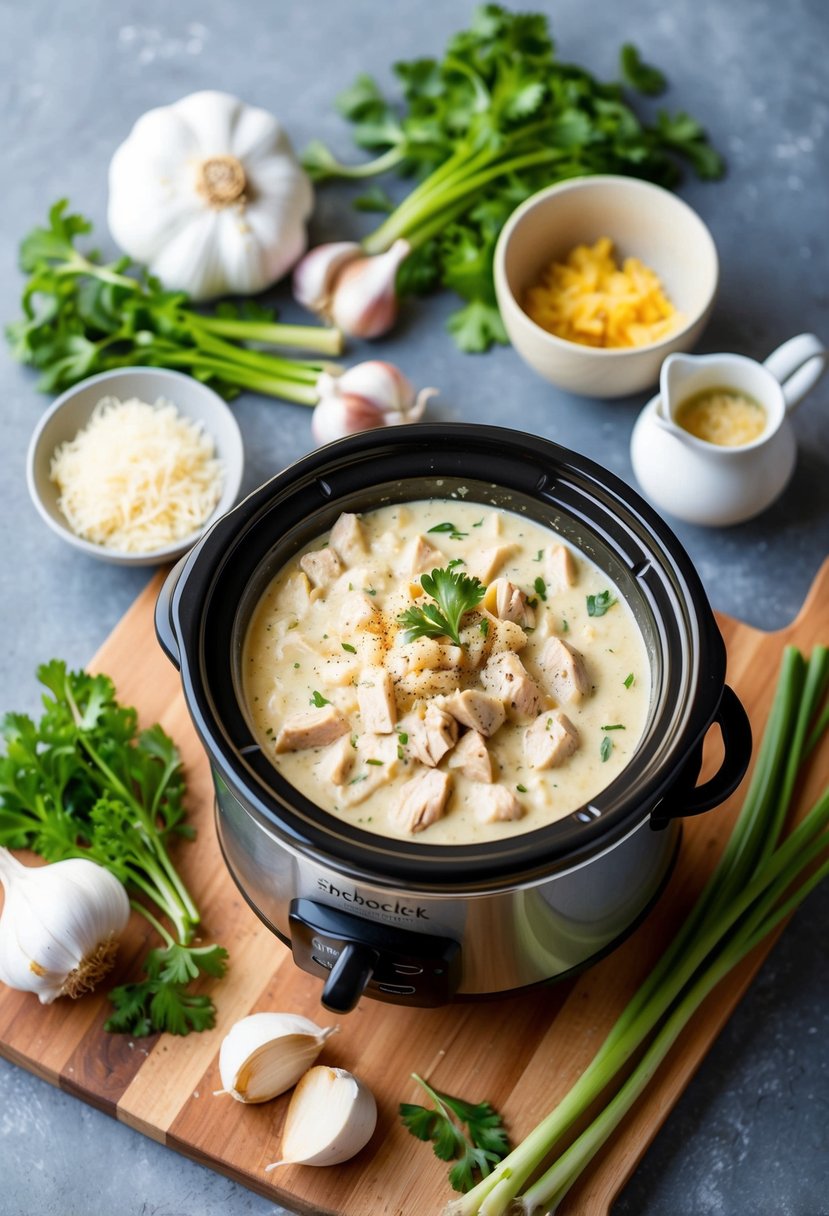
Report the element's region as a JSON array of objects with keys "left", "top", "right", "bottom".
[{"left": 321, "top": 942, "right": 379, "bottom": 1013}]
